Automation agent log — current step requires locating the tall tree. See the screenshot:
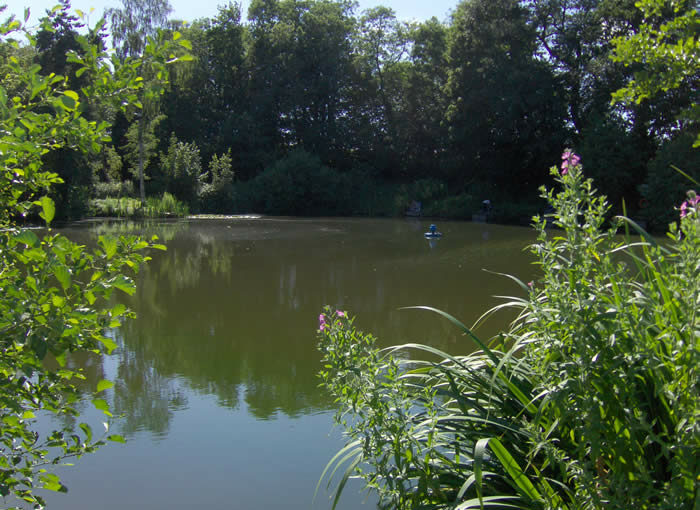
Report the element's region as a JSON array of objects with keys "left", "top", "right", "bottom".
[
  {"left": 106, "top": 0, "right": 174, "bottom": 204},
  {"left": 445, "top": 0, "right": 567, "bottom": 195},
  {"left": 399, "top": 17, "right": 450, "bottom": 179},
  {"left": 245, "top": 0, "right": 355, "bottom": 171},
  {"left": 349, "top": 6, "right": 409, "bottom": 174},
  {"left": 159, "top": 2, "right": 249, "bottom": 171}
]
